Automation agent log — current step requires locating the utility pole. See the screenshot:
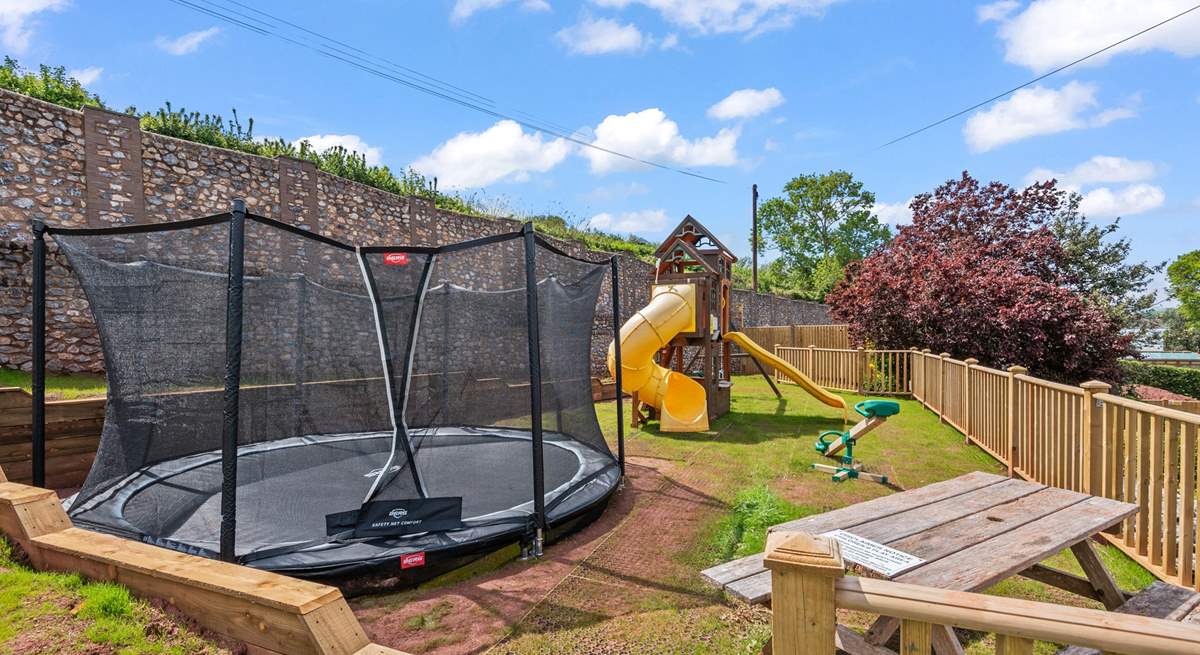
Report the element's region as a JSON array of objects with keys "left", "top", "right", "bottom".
[{"left": 751, "top": 184, "right": 759, "bottom": 293}]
